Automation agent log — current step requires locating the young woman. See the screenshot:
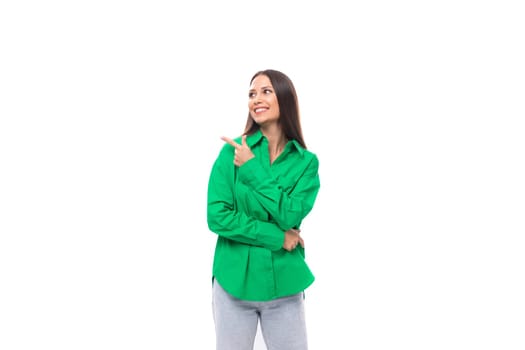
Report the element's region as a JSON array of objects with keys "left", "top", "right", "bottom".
[{"left": 207, "top": 69, "right": 321, "bottom": 350}]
